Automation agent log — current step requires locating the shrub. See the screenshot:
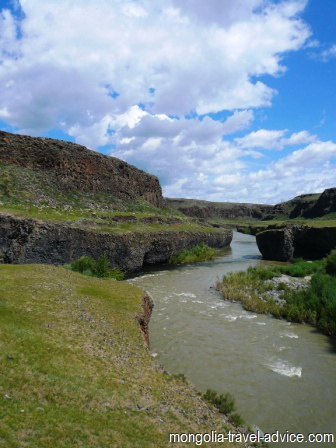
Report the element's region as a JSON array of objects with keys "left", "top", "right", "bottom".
[
  {"left": 66, "top": 254, "right": 125, "bottom": 280},
  {"left": 203, "top": 388, "right": 236, "bottom": 414},
  {"left": 169, "top": 242, "right": 216, "bottom": 264},
  {"left": 326, "top": 249, "right": 336, "bottom": 276},
  {"left": 229, "top": 412, "right": 245, "bottom": 426}
]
